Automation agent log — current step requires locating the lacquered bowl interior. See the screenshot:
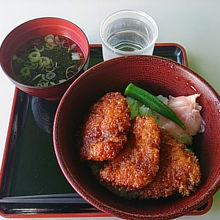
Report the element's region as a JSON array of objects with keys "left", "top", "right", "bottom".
[
  {"left": 53, "top": 55, "right": 220, "bottom": 220},
  {"left": 0, "top": 17, "right": 89, "bottom": 100}
]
